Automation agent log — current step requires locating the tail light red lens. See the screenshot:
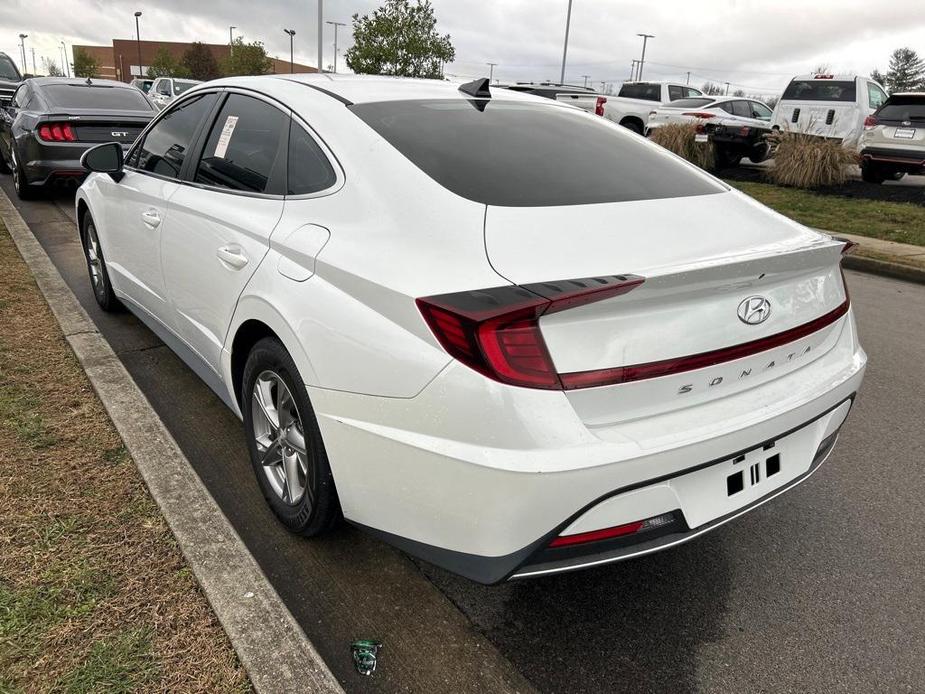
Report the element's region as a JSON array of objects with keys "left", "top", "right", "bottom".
[
  {"left": 594, "top": 96, "right": 607, "bottom": 117},
  {"left": 863, "top": 115, "right": 878, "bottom": 129},
  {"left": 416, "top": 275, "right": 645, "bottom": 389},
  {"left": 38, "top": 122, "right": 77, "bottom": 142},
  {"left": 682, "top": 111, "right": 715, "bottom": 119}
]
